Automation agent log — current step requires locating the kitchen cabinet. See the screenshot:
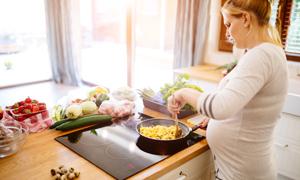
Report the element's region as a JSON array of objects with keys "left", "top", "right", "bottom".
[
  {"left": 274, "top": 112, "right": 300, "bottom": 179},
  {"left": 158, "top": 150, "right": 214, "bottom": 180}
]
